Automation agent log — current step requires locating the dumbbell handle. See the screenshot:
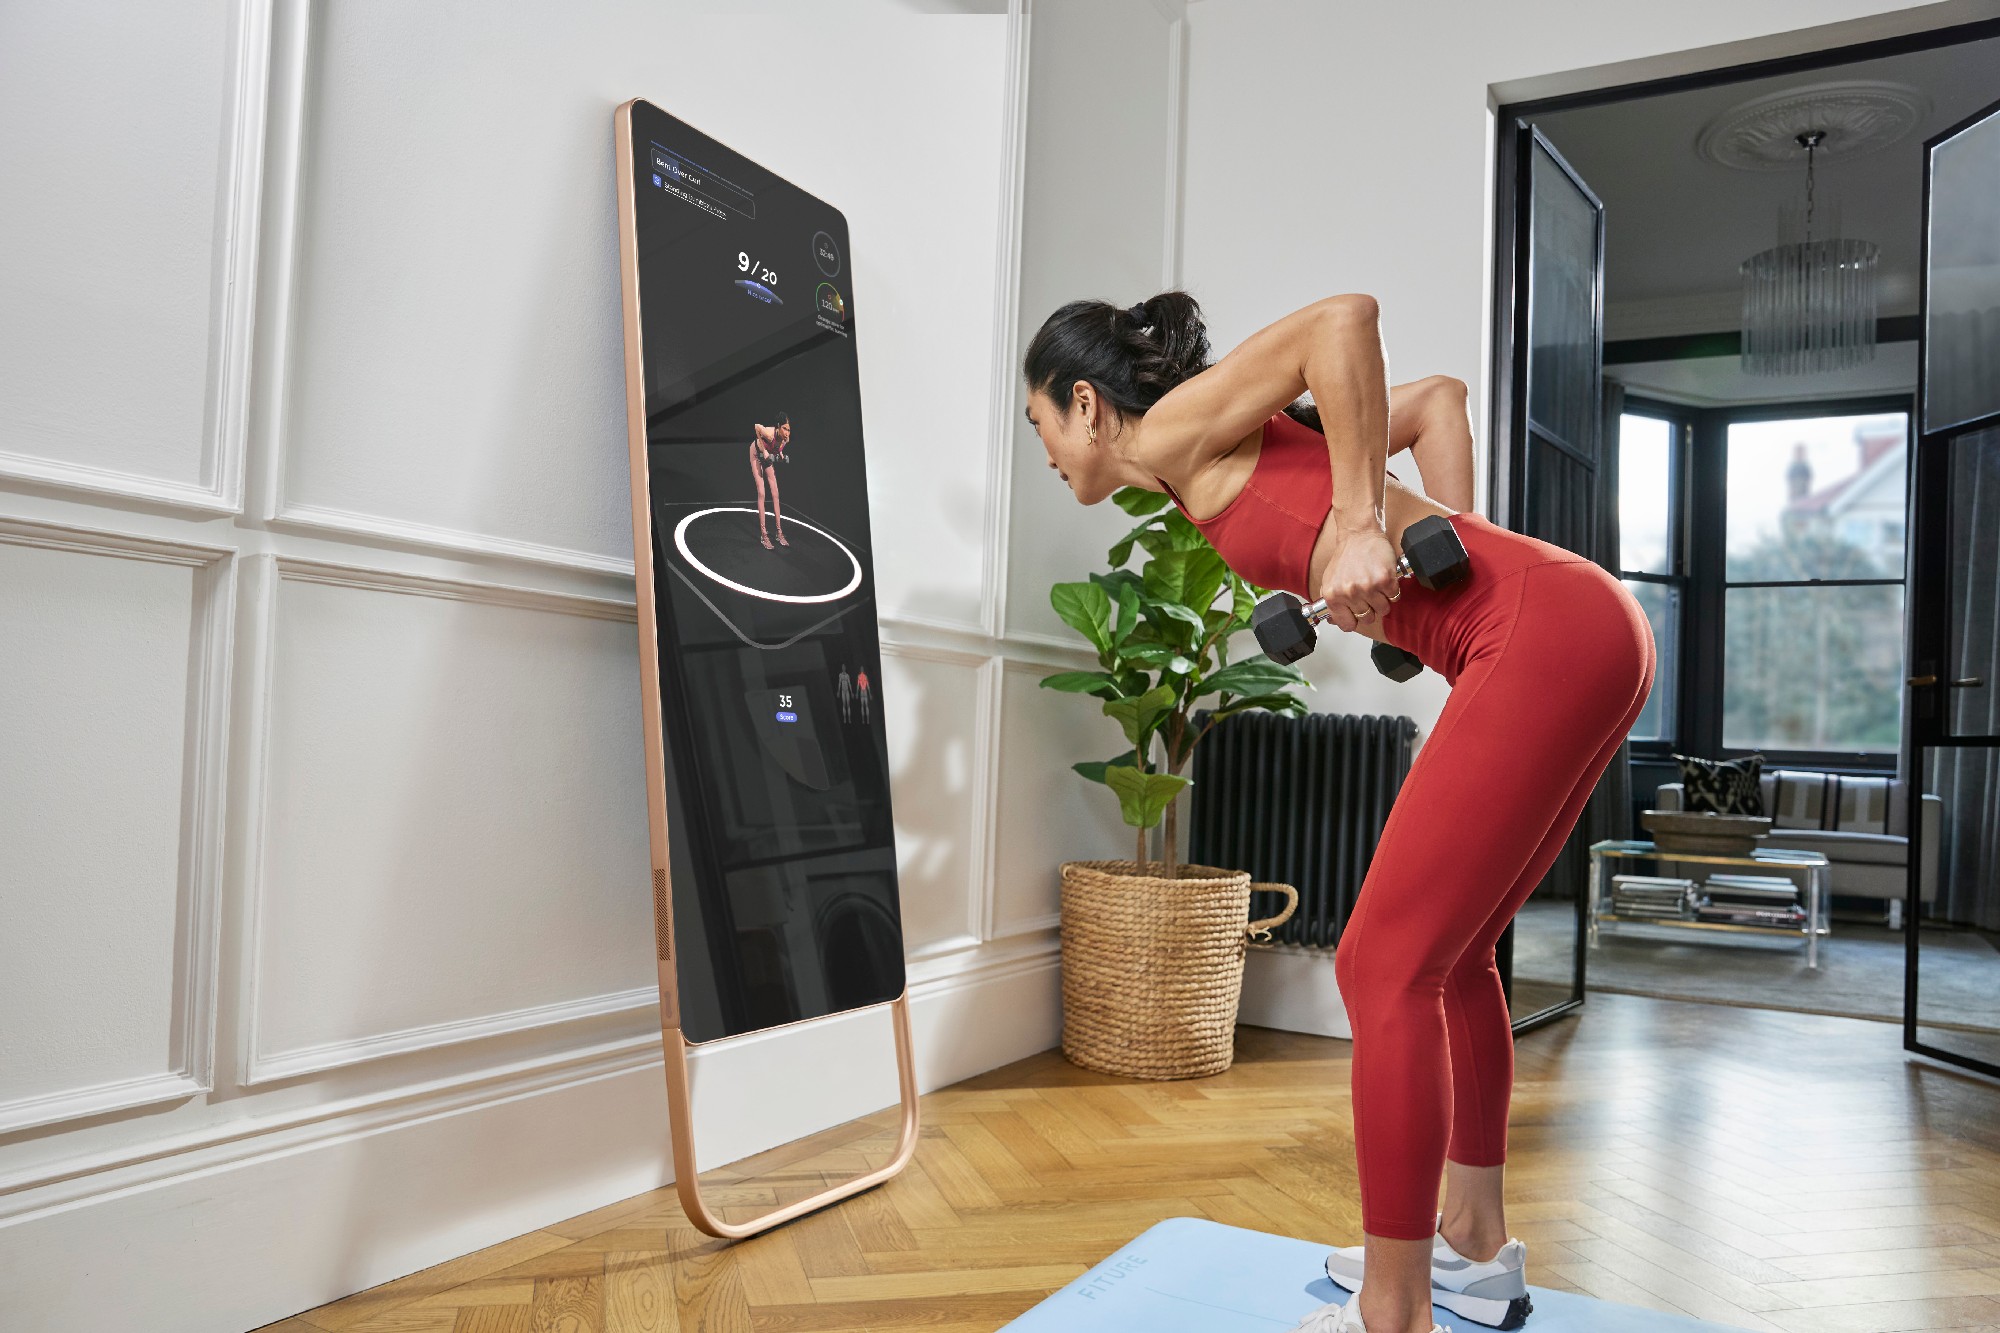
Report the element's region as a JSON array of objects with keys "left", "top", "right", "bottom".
[{"left": 1298, "top": 554, "right": 1414, "bottom": 624}]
